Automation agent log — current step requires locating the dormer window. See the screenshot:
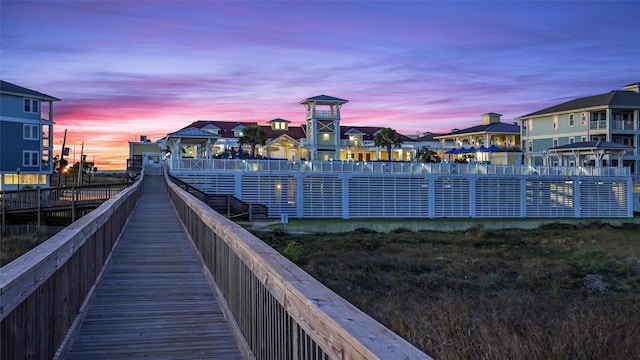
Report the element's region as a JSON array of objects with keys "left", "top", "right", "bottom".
[
  {"left": 232, "top": 124, "right": 246, "bottom": 137},
  {"left": 269, "top": 119, "right": 290, "bottom": 131}
]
